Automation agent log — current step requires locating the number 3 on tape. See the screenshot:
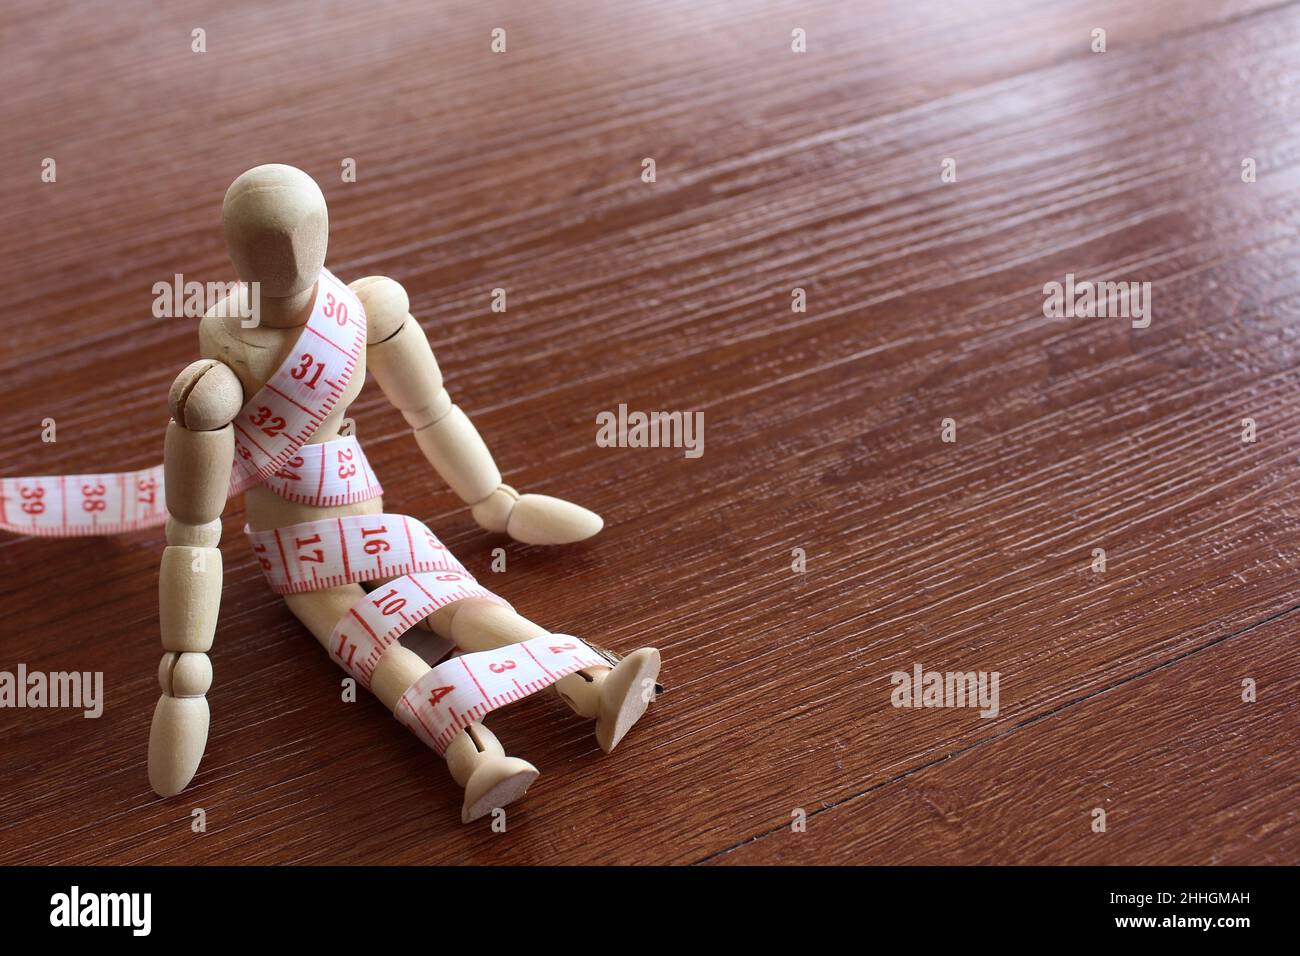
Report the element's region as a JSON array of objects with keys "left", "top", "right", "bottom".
[{"left": 397, "top": 634, "right": 609, "bottom": 755}]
